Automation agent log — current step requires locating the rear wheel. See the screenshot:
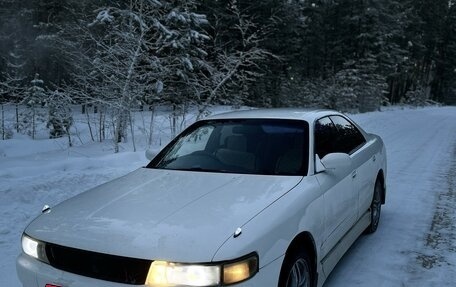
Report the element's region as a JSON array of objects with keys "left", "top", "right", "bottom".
[
  {"left": 279, "top": 250, "right": 313, "bottom": 287},
  {"left": 365, "top": 179, "right": 382, "bottom": 234}
]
